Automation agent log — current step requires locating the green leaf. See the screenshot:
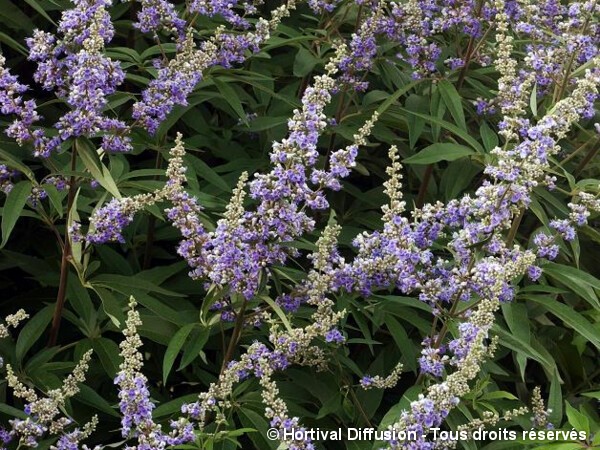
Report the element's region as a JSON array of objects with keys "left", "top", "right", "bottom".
[
  {"left": 239, "top": 116, "right": 289, "bottom": 132},
  {"left": 140, "top": 43, "right": 177, "bottom": 61},
  {"left": 0, "top": 402, "right": 28, "bottom": 419},
  {"left": 238, "top": 409, "right": 278, "bottom": 450},
  {"left": 437, "top": 80, "right": 466, "bottom": 130},
  {"left": 23, "top": 0, "right": 57, "bottom": 25},
  {"left": 1, "top": 180, "right": 32, "bottom": 248},
  {"left": 133, "top": 291, "right": 190, "bottom": 326},
  {"left": 185, "top": 155, "right": 230, "bottom": 192},
  {"left": 527, "top": 444, "right": 584, "bottom": 450},
  {"left": 373, "top": 295, "right": 432, "bottom": 313},
  {"left": 379, "top": 385, "right": 422, "bottom": 430},
  {"left": 91, "top": 337, "right": 122, "bottom": 378},
  {"left": 213, "top": 78, "right": 247, "bottom": 125},
  {"left": 261, "top": 295, "right": 293, "bottom": 333},
  {"left": 66, "top": 278, "right": 95, "bottom": 329},
  {"left": 0, "top": 148, "right": 35, "bottom": 180},
  {"left": 491, "top": 324, "right": 556, "bottom": 374},
  {"left": 526, "top": 297, "right": 600, "bottom": 350},
  {"left": 405, "top": 94, "right": 428, "bottom": 149},
  {"left": 0, "top": 31, "right": 27, "bottom": 55},
  {"left": 430, "top": 87, "right": 445, "bottom": 142},
  {"left": 154, "top": 394, "right": 199, "bottom": 418},
  {"left": 93, "top": 287, "right": 125, "bottom": 328},
  {"left": 502, "top": 303, "right": 530, "bottom": 343},
  {"left": 384, "top": 315, "right": 416, "bottom": 372},
  {"left": 440, "top": 159, "right": 481, "bottom": 200},
  {"left": 548, "top": 371, "right": 563, "bottom": 425},
  {"left": 76, "top": 384, "right": 119, "bottom": 417},
  {"left": 581, "top": 391, "right": 600, "bottom": 400},
  {"left": 375, "top": 80, "right": 423, "bottom": 117},
  {"left": 42, "top": 183, "right": 64, "bottom": 218},
  {"left": 138, "top": 313, "right": 178, "bottom": 345},
  {"left": 394, "top": 107, "right": 485, "bottom": 153},
  {"left": 0, "top": 0, "right": 33, "bottom": 31},
  {"left": 96, "top": 246, "right": 133, "bottom": 276},
  {"left": 24, "top": 347, "right": 61, "bottom": 373},
  {"left": 480, "top": 391, "right": 518, "bottom": 401},
  {"left": 404, "top": 143, "right": 474, "bottom": 164},
  {"left": 565, "top": 402, "right": 589, "bottom": 433},
  {"left": 16, "top": 305, "right": 54, "bottom": 362},
  {"left": 502, "top": 302, "right": 531, "bottom": 380},
  {"left": 480, "top": 122, "right": 499, "bottom": 152},
  {"left": 91, "top": 274, "right": 185, "bottom": 297},
  {"left": 107, "top": 47, "right": 142, "bottom": 63},
  {"left": 530, "top": 82, "right": 538, "bottom": 116},
  {"left": 177, "top": 326, "right": 210, "bottom": 370},
  {"left": 293, "top": 46, "right": 318, "bottom": 77},
  {"left": 163, "top": 323, "right": 195, "bottom": 385},
  {"left": 77, "top": 140, "right": 121, "bottom": 199},
  {"left": 543, "top": 262, "right": 600, "bottom": 311}
]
